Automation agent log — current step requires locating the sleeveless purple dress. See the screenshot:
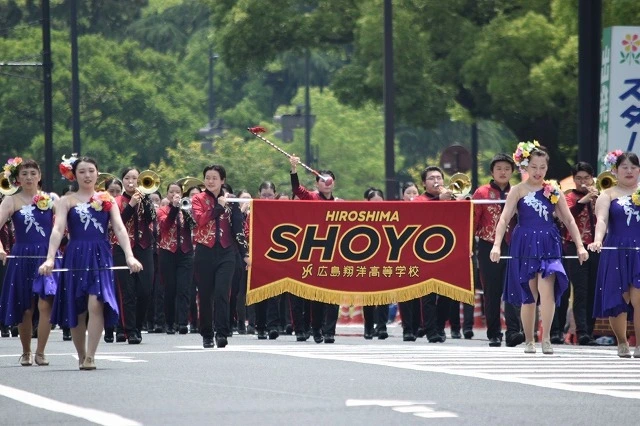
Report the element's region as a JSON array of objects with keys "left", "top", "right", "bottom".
[
  {"left": 52, "top": 202, "right": 119, "bottom": 328},
  {"left": 0, "top": 201, "right": 58, "bottom": 325},
  {"left": 594, "top": 195, "right": 640, "bottom": 317},
  {"left": 503, "top": 189, "right": 568, "bottom": 306}
]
